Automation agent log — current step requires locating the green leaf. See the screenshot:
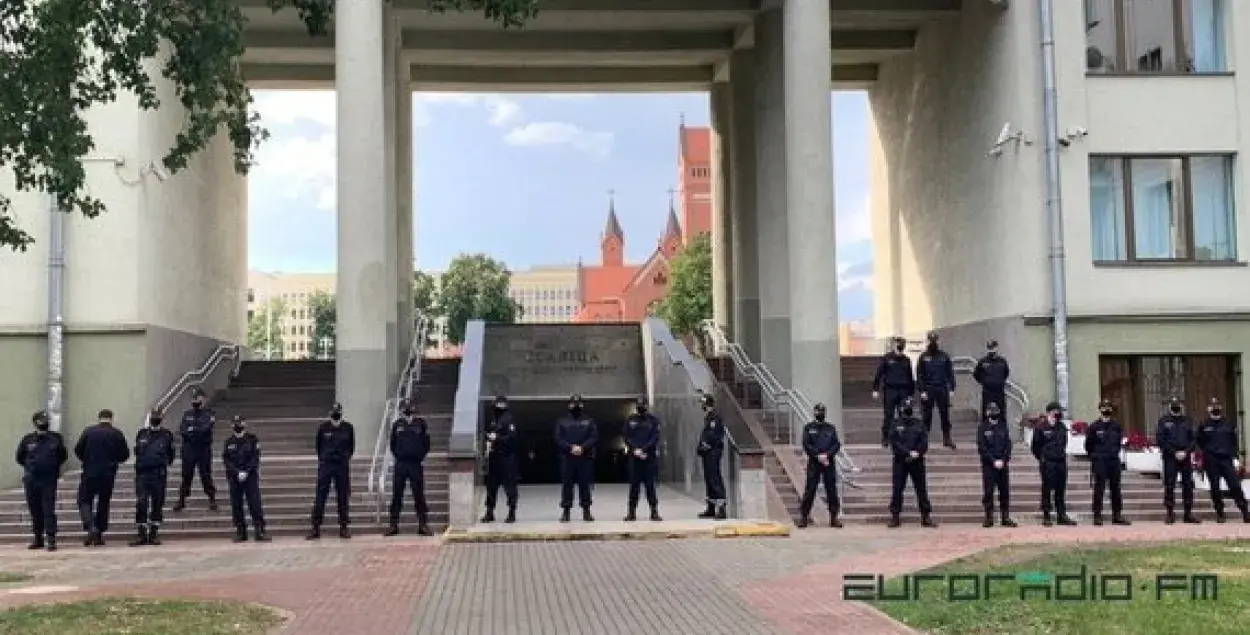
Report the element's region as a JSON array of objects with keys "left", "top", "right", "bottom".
[
  {"left": 656, "top": 233, "right": 712, "bottom": 336},
  {"left": 246, "top": 297, "right": 287, "bottom": 359},
  {"left": 436, "top": 253, "right": 522, "bottom": 345},
  {"left": 307, "top": 289, "right": 336, "bottom": 358}
]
